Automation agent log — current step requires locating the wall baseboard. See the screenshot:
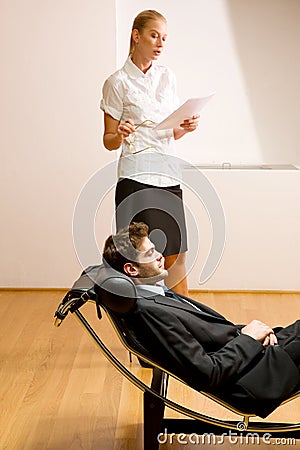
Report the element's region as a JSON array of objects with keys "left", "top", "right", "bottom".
[
  {"left": 0, "top": 287, "right": 68, "bottom": 292},
  {"left": 189, "top": 289, "right": 300, "bottom": 295},
  {"left": 0, "top": 287, "right": 299, "bottom": 295}
]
